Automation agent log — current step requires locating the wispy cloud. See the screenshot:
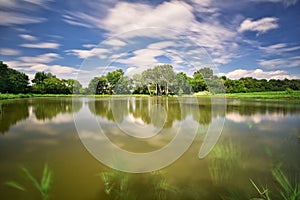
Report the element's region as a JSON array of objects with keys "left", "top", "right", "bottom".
[
  {"left": 0, "top": 11, "right": 46, "bottom": 26},
  {"left": 259, "top": 43, "right": 300, "bottom": 54},
  {"left": 238, "top": 17, "right": 279, "bottom": 34},
  {"left": 259, "top": 56, "right": 300, "bottom": 68},
  {"left": 62, "top": 15, "right": 92, "bottom": 28},
  {"left": 18, "top": 53, "right": 60, "bottom": 63},
  {"left": 5, "top": 60, "right": 79, "bottom": 80},
  {"left": 224, "top": 68, "right": 297, "bottom": 80},
  {"left": 65, "top": 48, "right": 111, "bottom": 59},
  {"left": 64, "top": 0, "right": 239, "bottom": 66},
  {"left": 0, "top": 48, "right": 20, "bottom": 56},
  {"left": 102, "top": 39, "right": 127, "bottom": 47},
  {"left": 249, "top": 0, "right": 299, "bottom": 7},
  {"left": 21, "top": 42, "right": 60, "bottom": 49},
  {"left": 19, "top": 34, "right": 37, "bottom": 41},
  {"left": 82, "top": 44, "right": 97, "bottom": 48}
]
